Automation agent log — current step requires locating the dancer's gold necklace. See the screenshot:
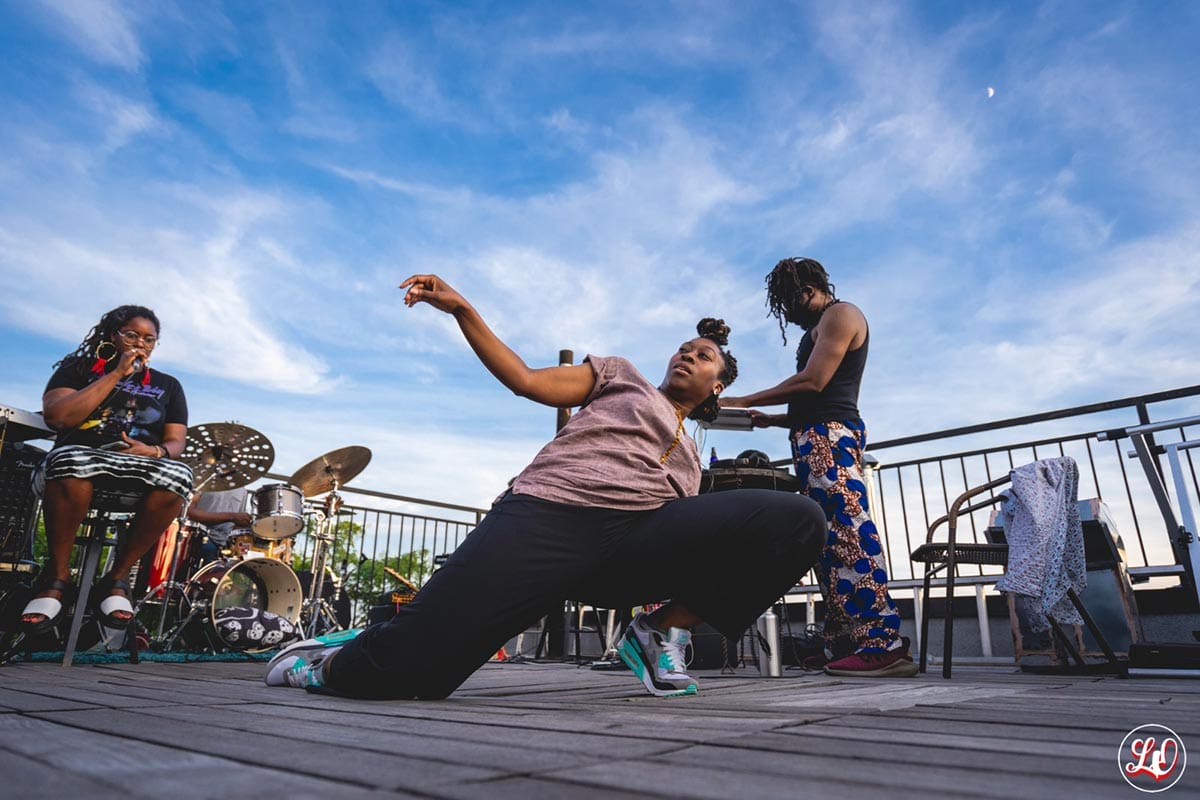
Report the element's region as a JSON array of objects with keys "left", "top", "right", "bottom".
[{"left": 659, "top": 406, "right": 686, "bottom": 464}]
